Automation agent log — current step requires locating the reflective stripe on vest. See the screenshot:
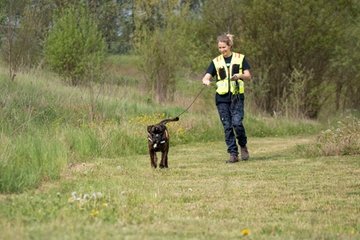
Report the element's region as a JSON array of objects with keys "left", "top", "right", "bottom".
[{"left": 213, "top": 53, "right": 245, "bottom": 94}]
